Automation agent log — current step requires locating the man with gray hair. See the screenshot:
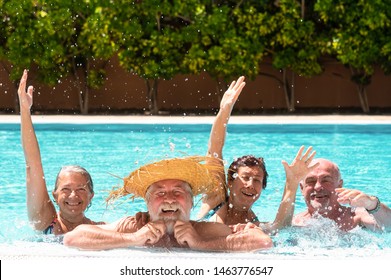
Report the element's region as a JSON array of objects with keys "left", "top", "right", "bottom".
[{"left": 293, "top": 158, "right": 391, "bottom": 232}]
